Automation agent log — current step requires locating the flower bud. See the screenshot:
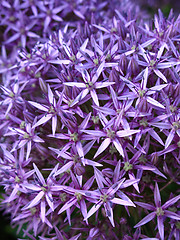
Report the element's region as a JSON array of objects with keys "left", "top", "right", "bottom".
[
  {"left": 119, "top": 54, "right": 128, "bottom": 73},
  {"left": 138, "top": 98, "right": 148, "bottom": 112},
  {"left": 74, "top": 163, "right": 85, "bottom": 176},
  {"left": 102, "top": 168, "right": 113, "bottom": 178},
  {"left": 118, "top": 37, "right": 126, "bottom": 51},
  {"left": 128, "top": 57, "right": 139, "bottom": 77}
]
